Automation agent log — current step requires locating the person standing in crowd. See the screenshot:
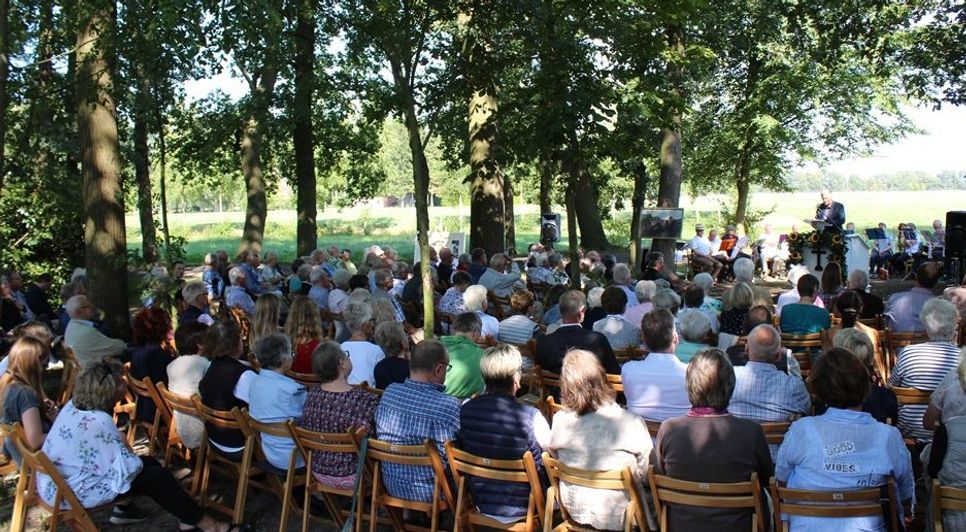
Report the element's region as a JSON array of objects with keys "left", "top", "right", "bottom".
[{"left": 814, "top": 189, "right": 845, "bottom": 231}]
